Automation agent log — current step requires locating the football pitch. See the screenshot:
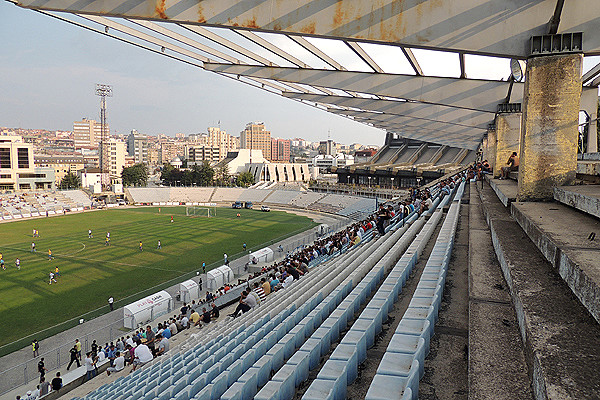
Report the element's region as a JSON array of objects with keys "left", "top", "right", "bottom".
[{"left": 0, "top": 207, "right": 316, "bottom": 351}]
